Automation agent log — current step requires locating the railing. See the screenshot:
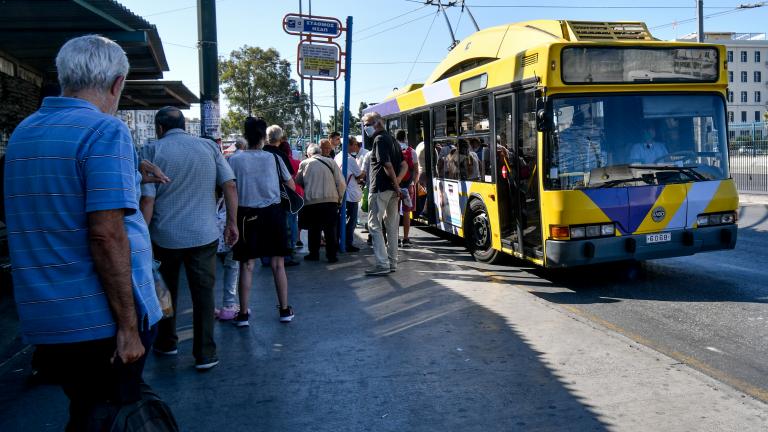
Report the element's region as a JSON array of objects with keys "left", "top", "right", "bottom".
[{"left": 729, "top": 122, "right": 768, "bottom": 193}]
